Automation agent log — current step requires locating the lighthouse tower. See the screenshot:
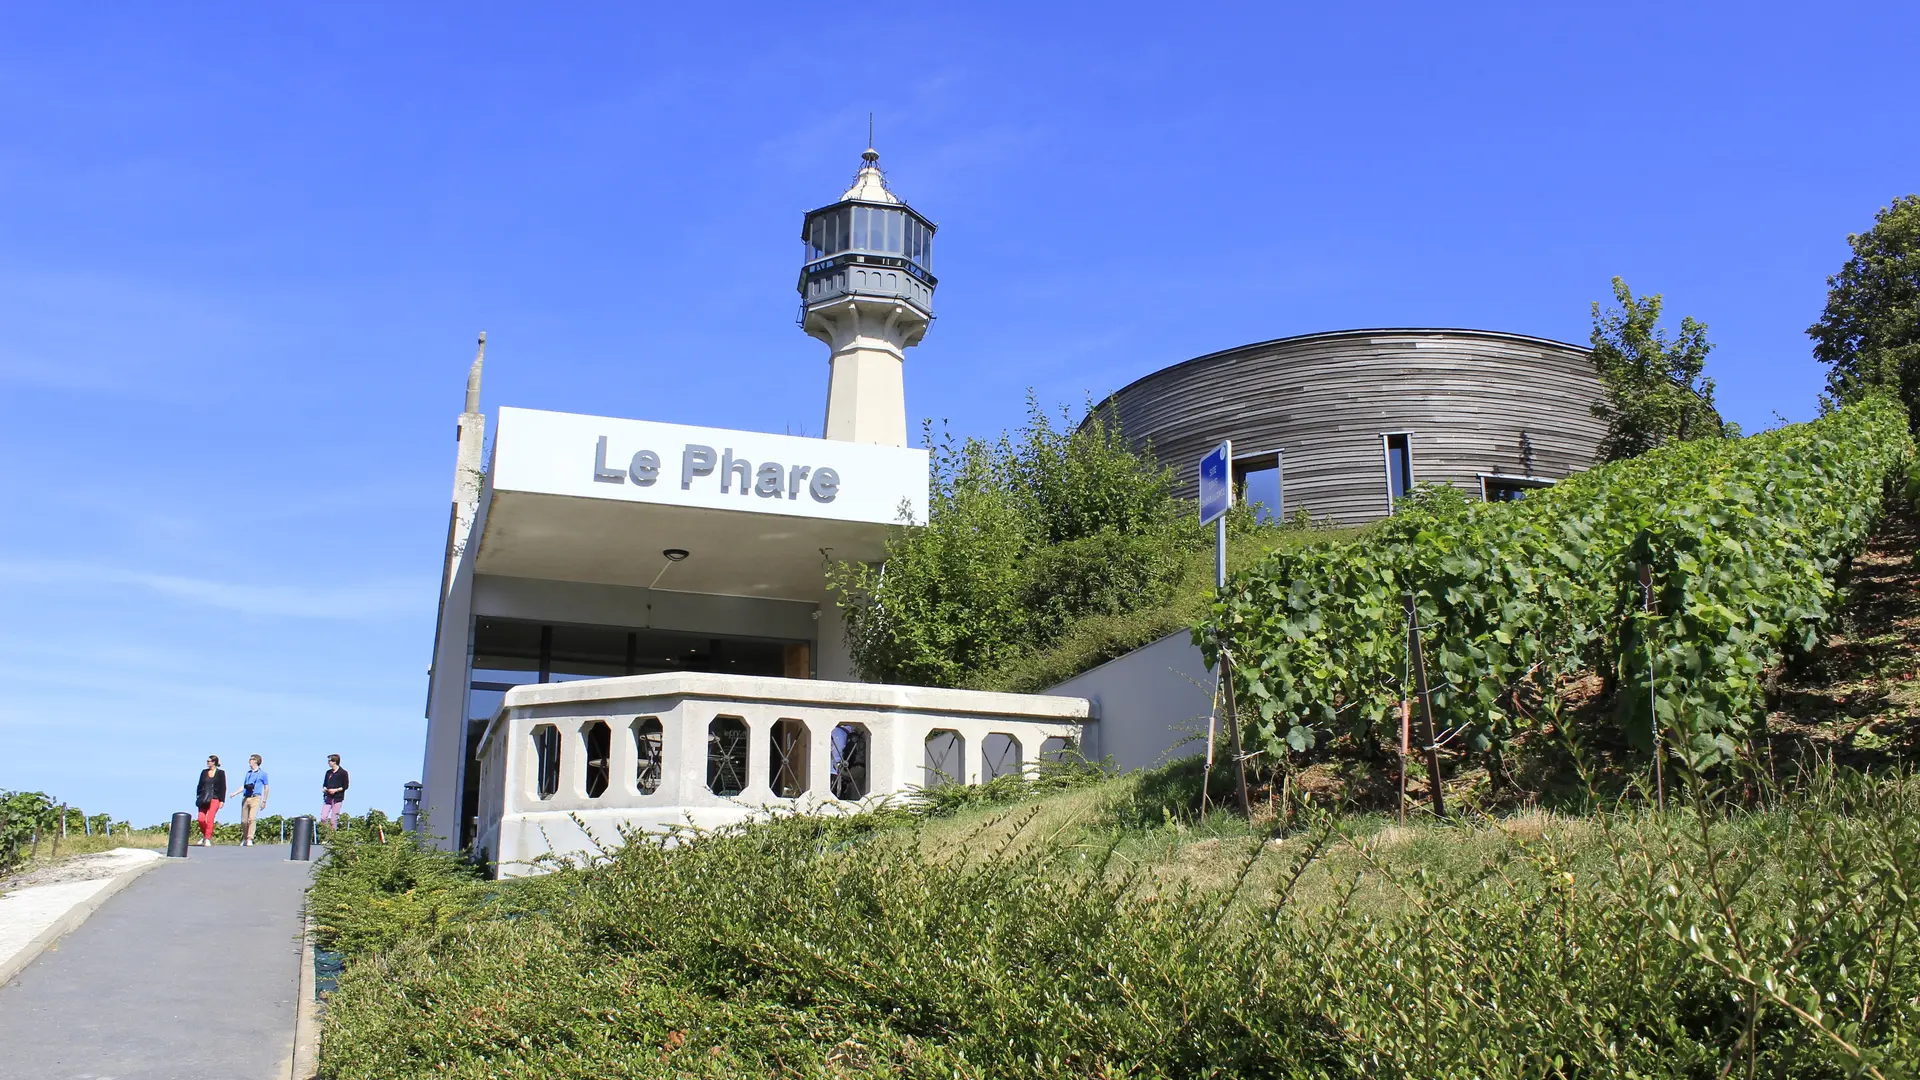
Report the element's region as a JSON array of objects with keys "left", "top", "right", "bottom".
[{"left": 798, "top": 147, "right": 937, "bottom": 446}]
